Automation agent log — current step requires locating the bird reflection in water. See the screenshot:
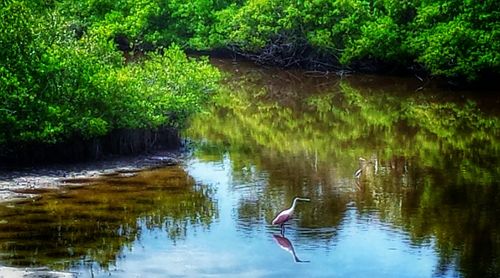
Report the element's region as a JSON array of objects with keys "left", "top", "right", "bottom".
[{"left": 272, "top": 234, "right": 310, "bottom": 263}]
